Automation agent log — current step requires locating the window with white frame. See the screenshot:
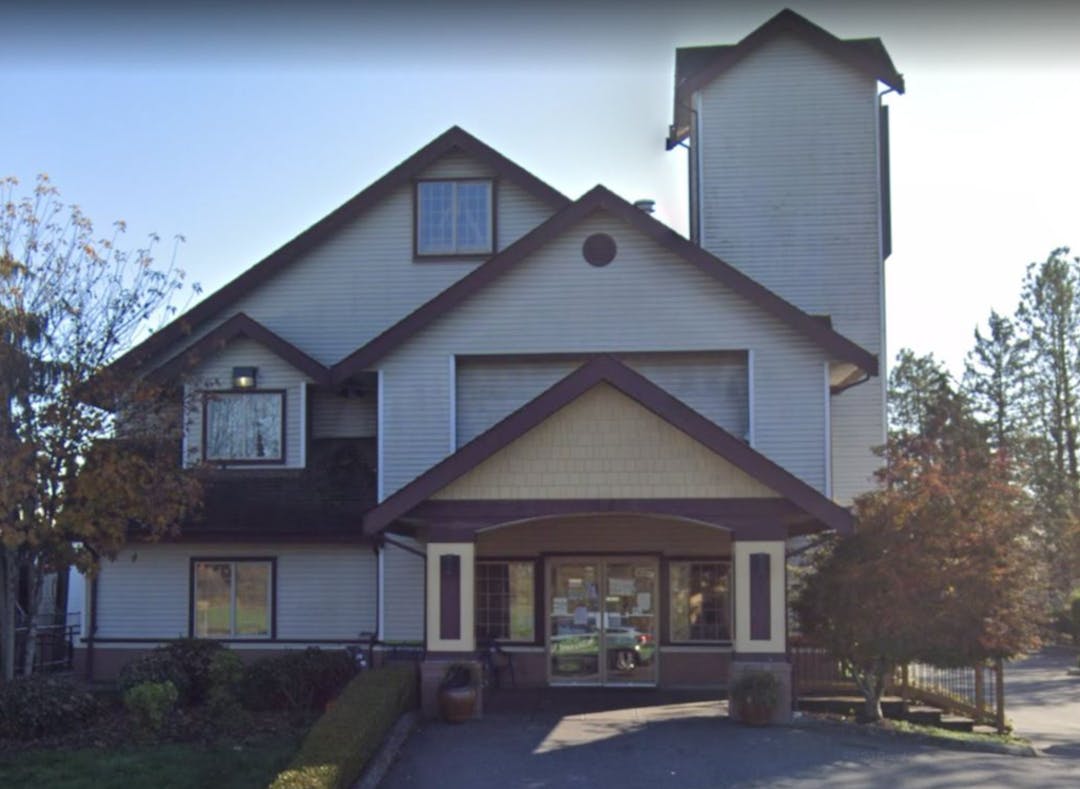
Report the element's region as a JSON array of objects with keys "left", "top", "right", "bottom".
[
  {"left": 669, "top": 561, "right": 731, "bottom": 642},
  {"left": 416, "top": 180, "right": 493, "bottom": 256},
  {"left": 475, "top": 561, "right": 535, "bottom": 642},
  {"left": 203, "top": 391, "right": 284, "bottom": 462},
  {"left": 193, "top": 559, "right": 273, "bottom": 638}
]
